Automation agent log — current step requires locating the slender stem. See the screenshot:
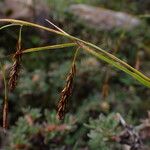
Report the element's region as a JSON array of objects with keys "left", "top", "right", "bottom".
[
  {"left": 0, "top": 63, "right": 9, "bottom": 129},
  {"left": 0, "top": 19, "right": 63, "bottom": 36},
  {"left": 18, "top": 25, "right": 23, "bottom": 50},
  {"left": 72, "top": 47, "right": 80, "bottom": 65},
  {"left": 0, "top": 63, "right": 8, "bottom": 103},
  {"left": 0, "top": 43, "right": 77, "bottom": 61},
  {"left": 0, "top": 24, "right": 20, "bottom": 30},
  {"left": 0, "top": 19, "right": 150, "bottom": 87},
  {"left": 23, "top": 43, "right": 77, "bottom": 53}
]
